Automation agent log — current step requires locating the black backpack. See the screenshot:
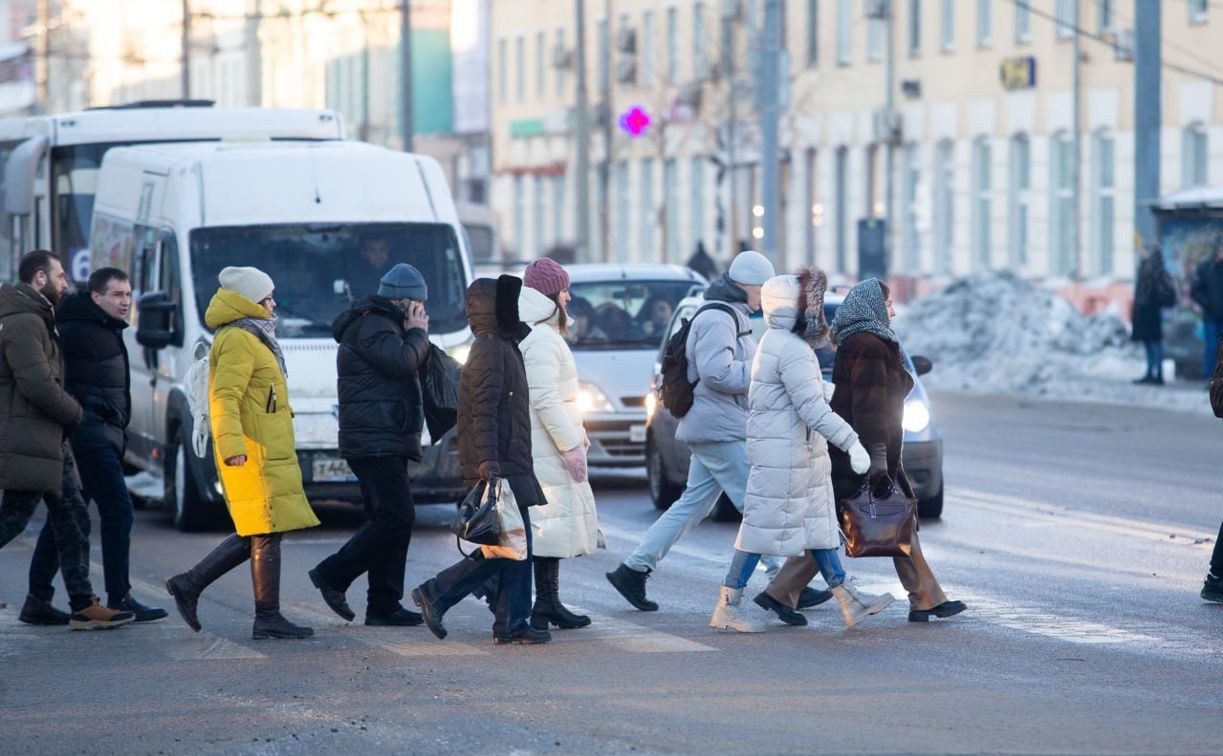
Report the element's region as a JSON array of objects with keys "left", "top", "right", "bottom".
[{"left": 659, "top": 303, "right": 743, "bottom": 419}]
